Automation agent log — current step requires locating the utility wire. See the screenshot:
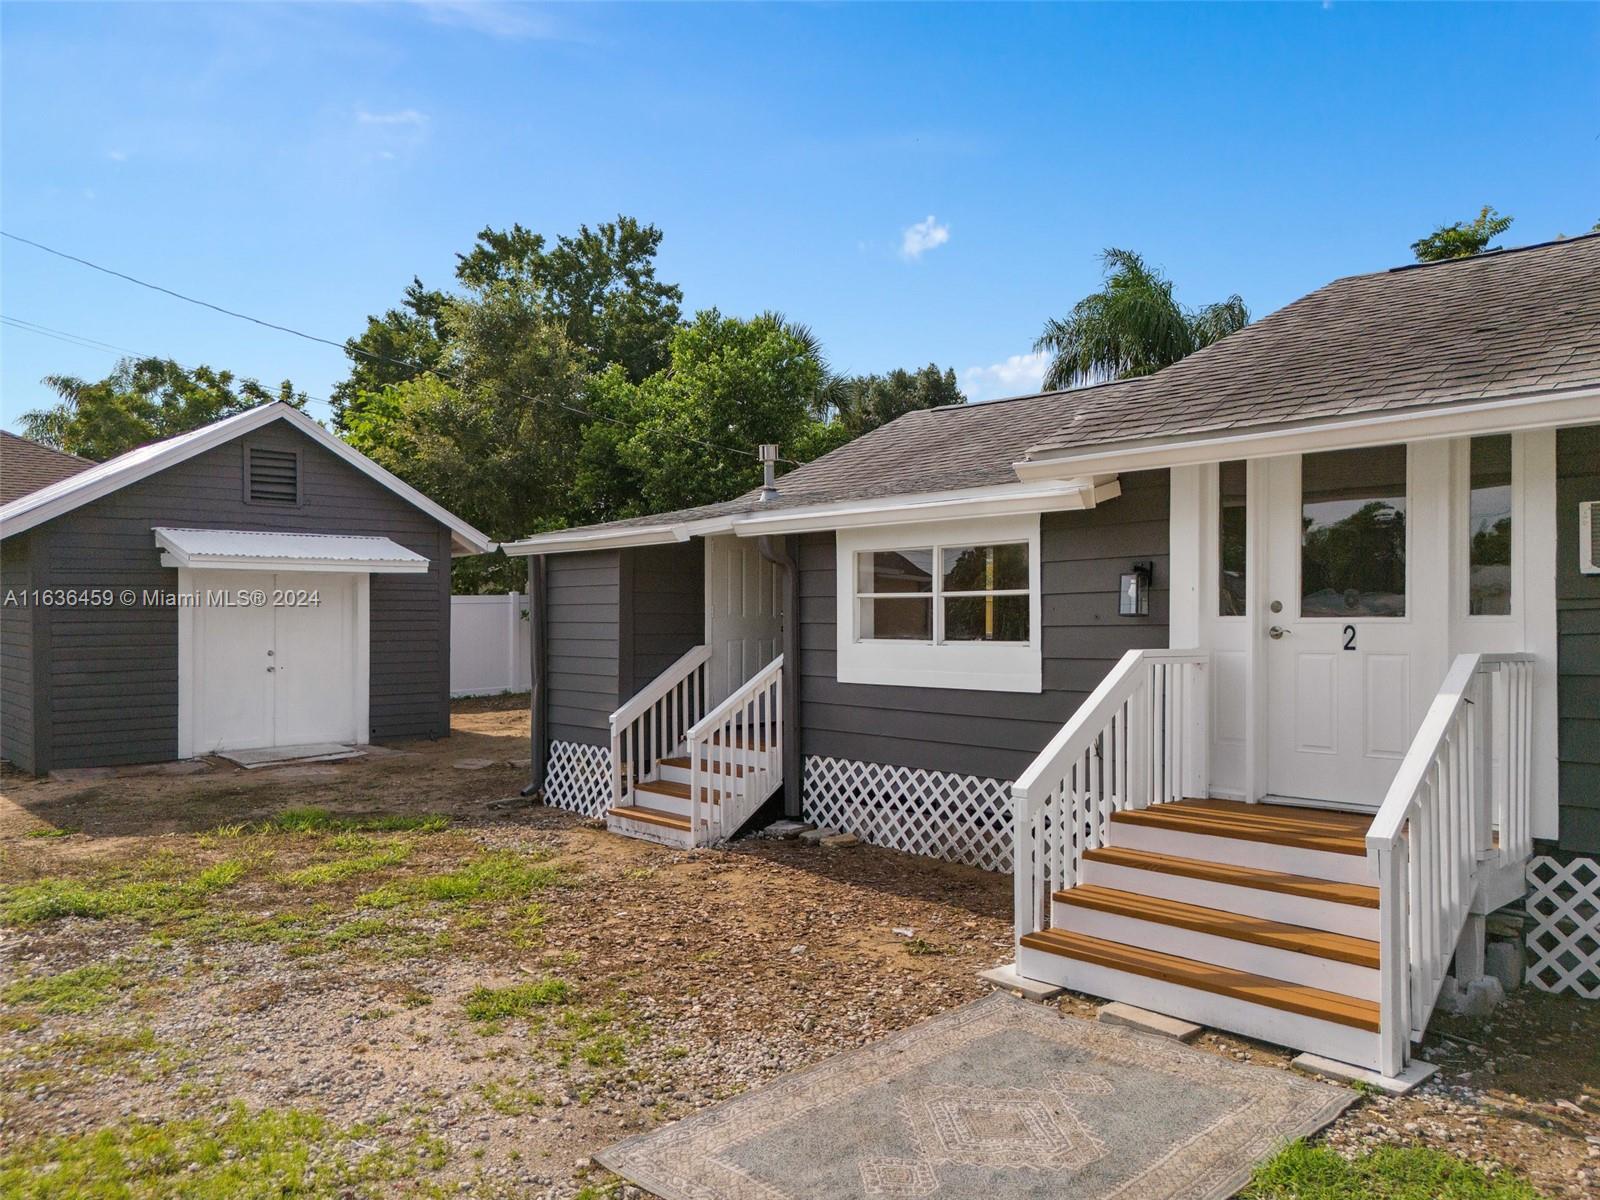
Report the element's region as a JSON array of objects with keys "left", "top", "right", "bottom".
[
  {"left": 2, "top": 230, "right": 800, "bottom": 464},
  {"left": 1, "top": 313, "right": 341, "bottom": 413}
]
